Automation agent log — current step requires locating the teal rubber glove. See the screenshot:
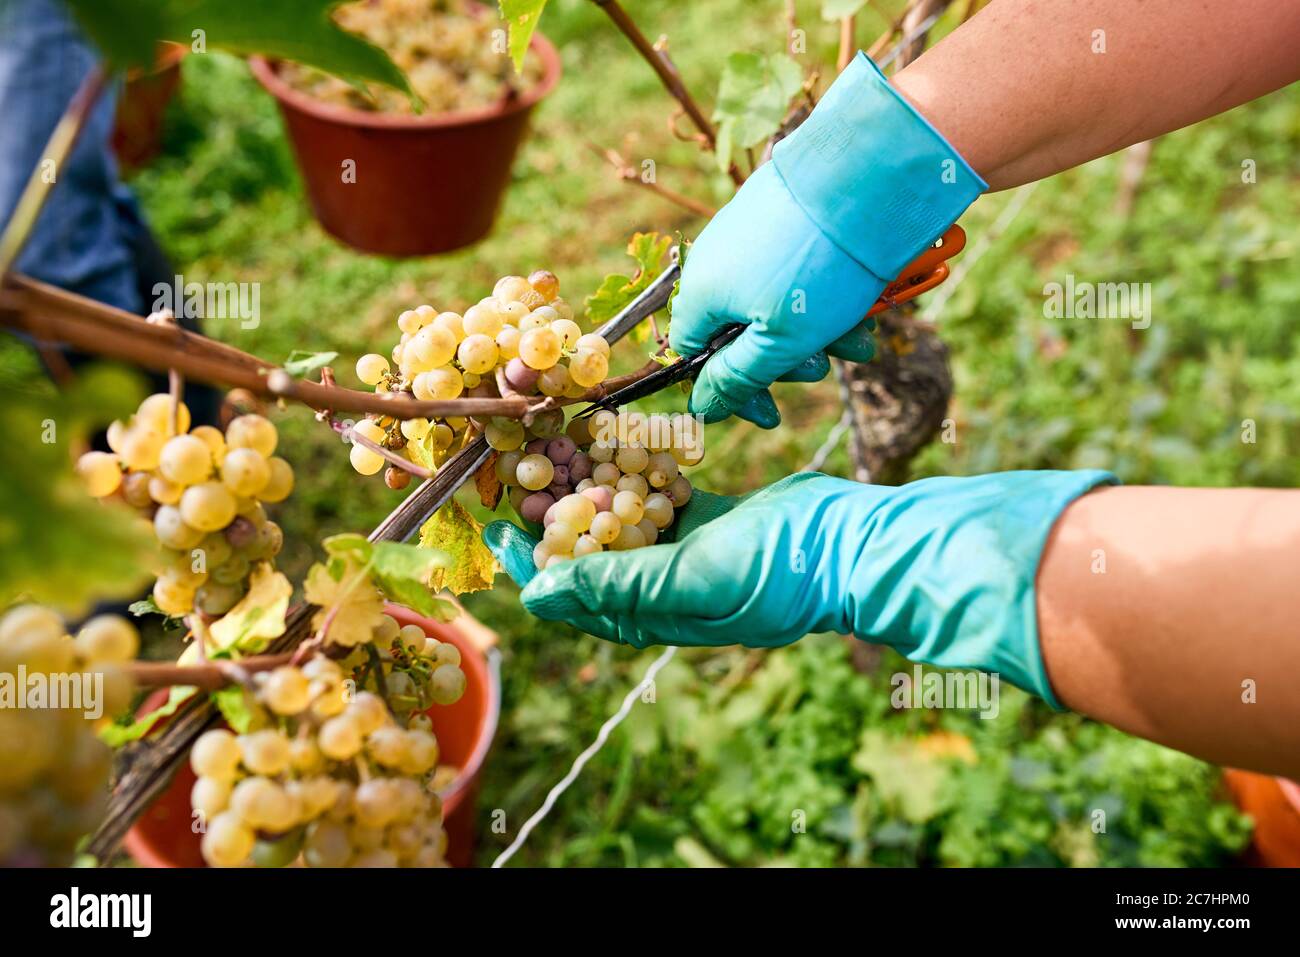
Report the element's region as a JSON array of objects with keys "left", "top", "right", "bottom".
[
  {"left": 484, "top": 470, "right": 1117, "bottom": 707},
  {"left": 671, "top": 52, "right": 986, "bottom": 428}
]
